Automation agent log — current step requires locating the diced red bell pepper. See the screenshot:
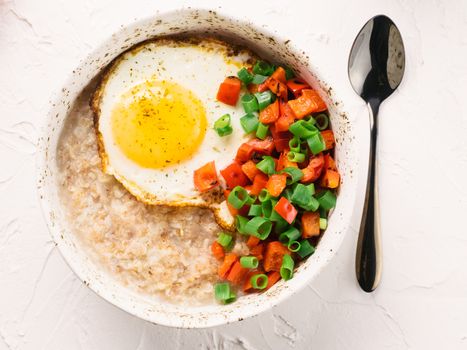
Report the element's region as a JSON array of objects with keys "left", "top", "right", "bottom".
[
  {"left": 274, "top": 197, "right": 298, "bottom": 224},
  {"left": 193, "top": 161, "right": 219, "bottom": 192},
  {"left": 220, "top": 162, "right": 249, "bottom": 189},
  {"left": 216, "top": 77, "right": 241, "bottom": 106},
  {"left": 301, "top": 153, "right": 324, "bottom": 183}
]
